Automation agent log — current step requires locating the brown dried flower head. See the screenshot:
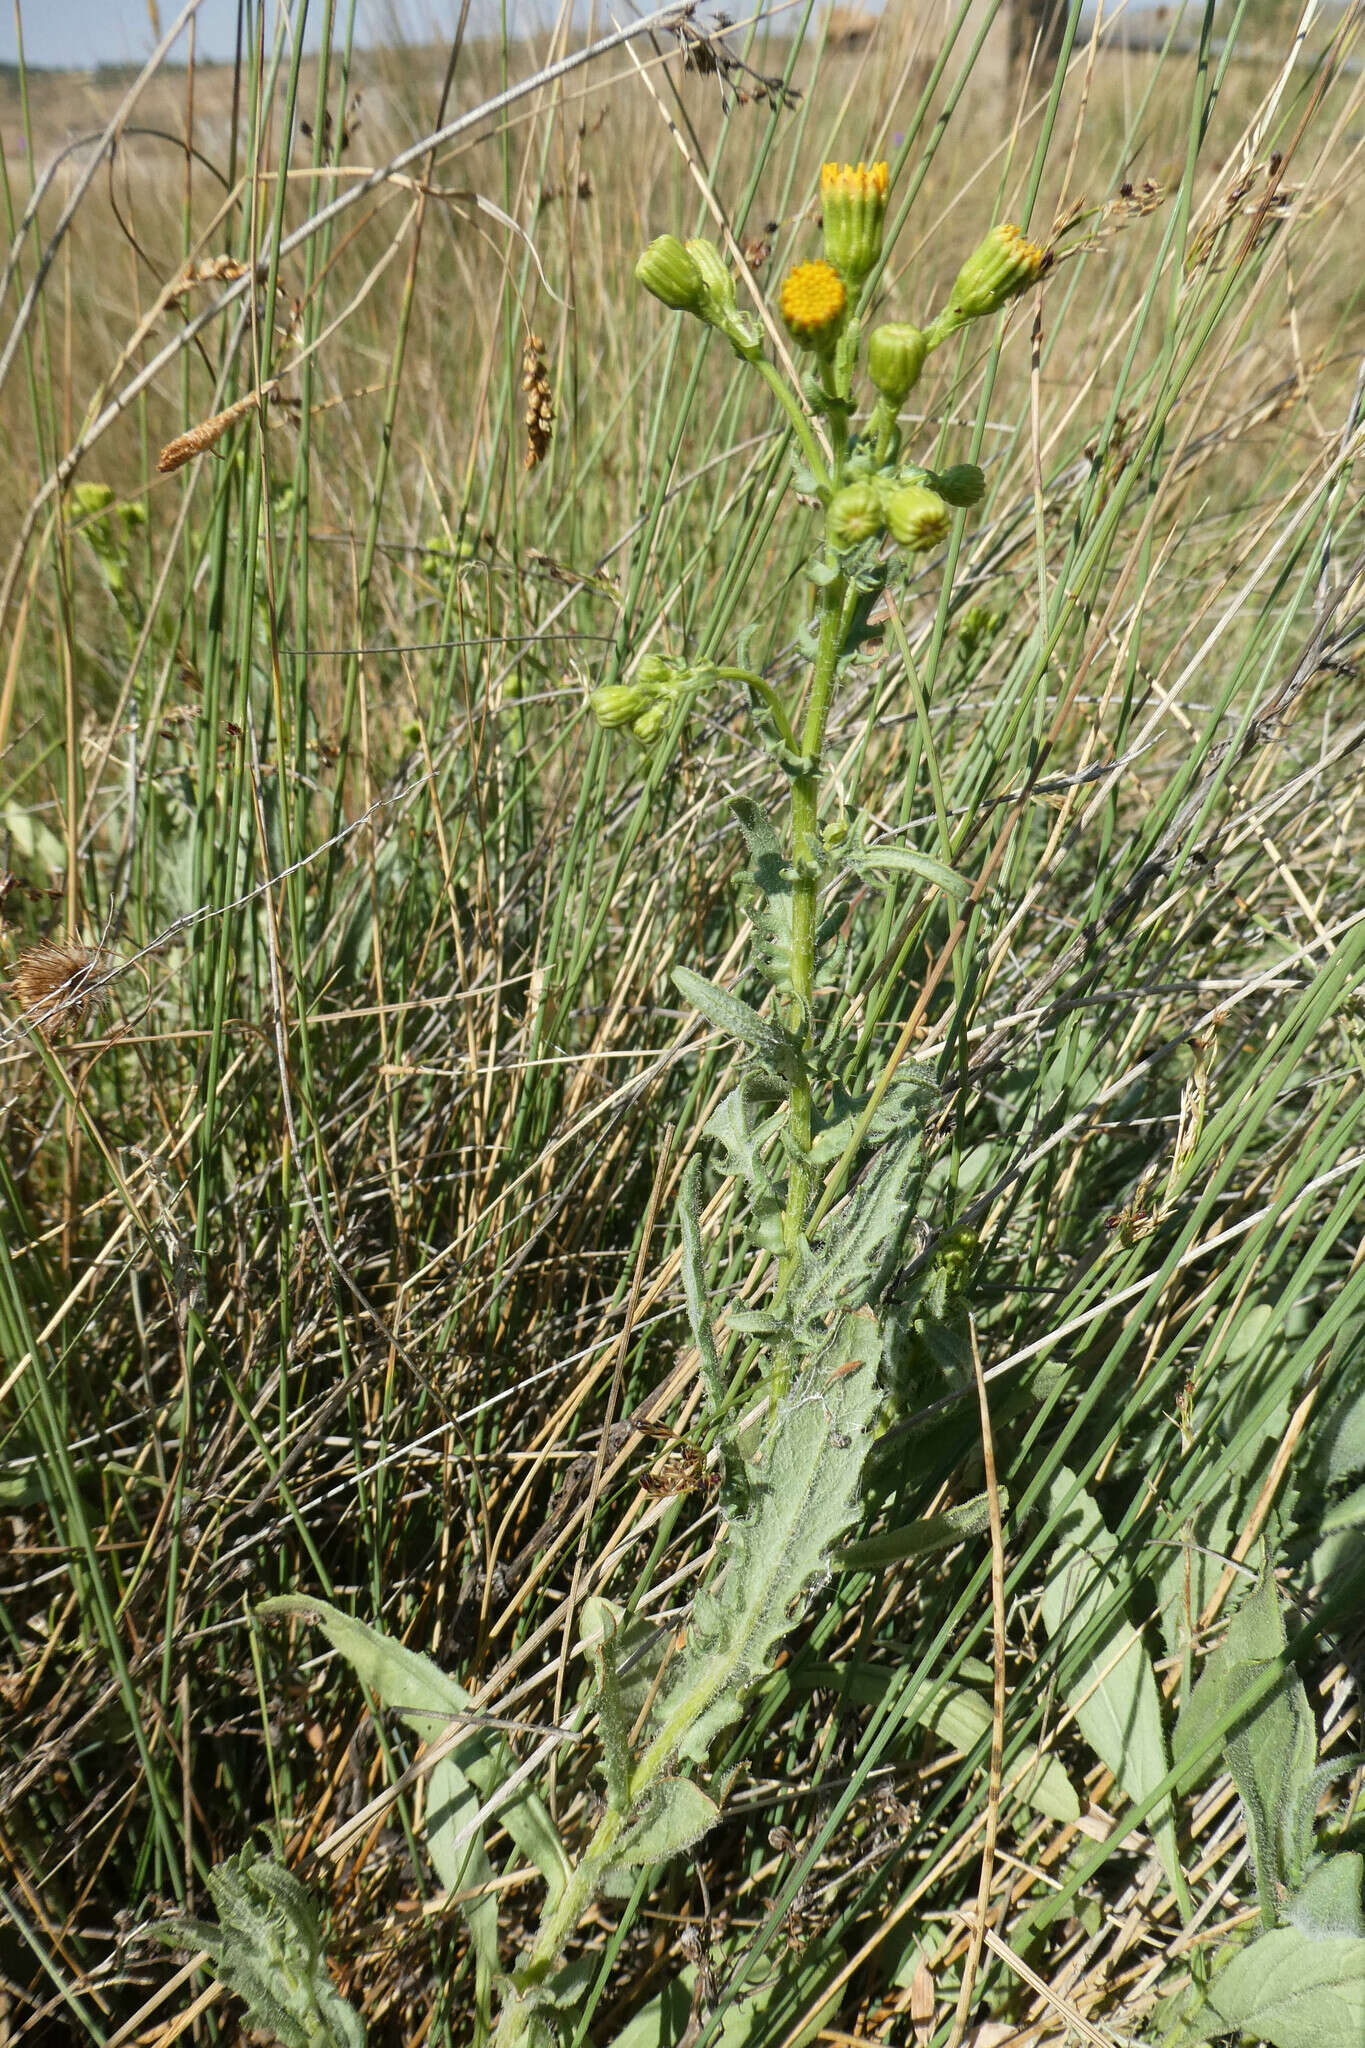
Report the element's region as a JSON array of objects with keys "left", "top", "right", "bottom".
[
  {"left": 10, "top": 943, "right": 105, "bottom": 1041},
  {"left": 172, "top": 255, "right": 249, "bottom": 300}
]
